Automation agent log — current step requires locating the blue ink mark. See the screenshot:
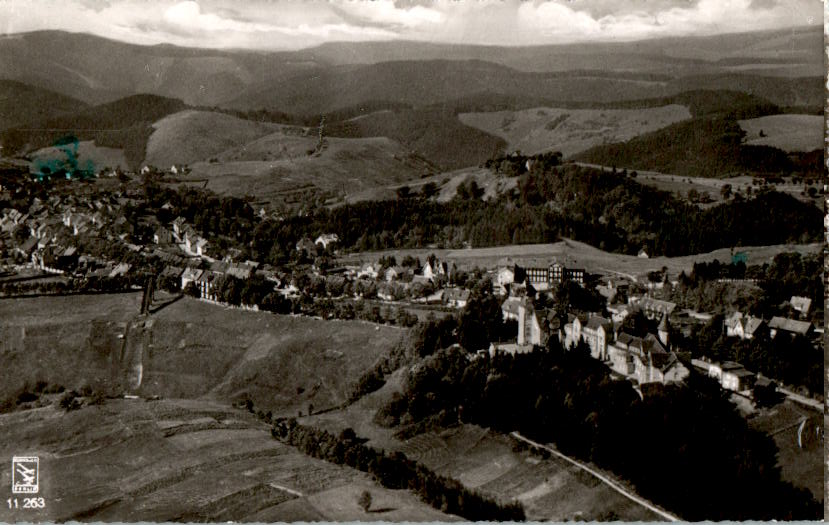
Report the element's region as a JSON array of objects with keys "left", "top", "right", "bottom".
[{"left": 32, "top": 135, "right": 96, "bottom": 182}]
